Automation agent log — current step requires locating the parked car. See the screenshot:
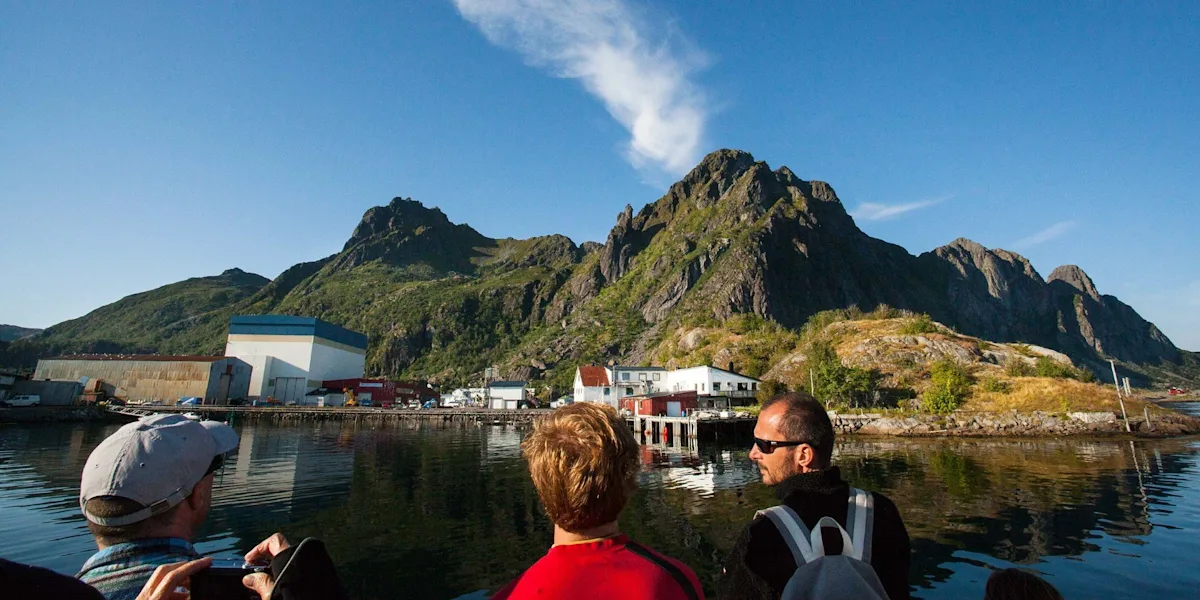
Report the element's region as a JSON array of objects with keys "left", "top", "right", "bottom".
[
  {"left": 105, "top": 398, "right": 126, "bottom": 407},
  {"left": 1, "top": 394, "right": 41, "bottom": 408},
  {"left": 179, "top": 397, "right": 202, "bottom": 406}
]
